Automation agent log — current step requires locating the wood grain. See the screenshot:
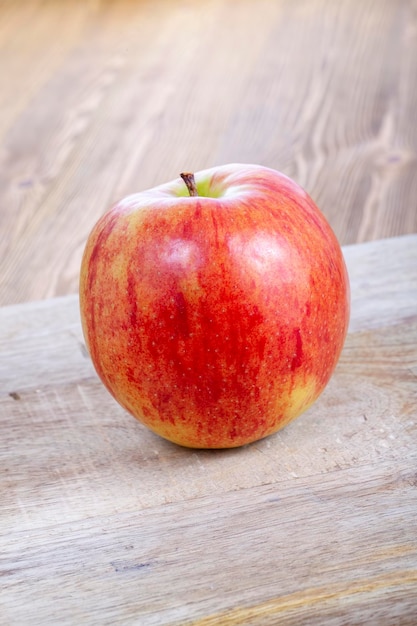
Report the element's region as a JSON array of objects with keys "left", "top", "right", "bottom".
[
  {"left": 1, "top": 234, "right": 416, "bottom": 624},
  {"left": 1, "top": 0, "right": 417, "bottom": 305}
]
